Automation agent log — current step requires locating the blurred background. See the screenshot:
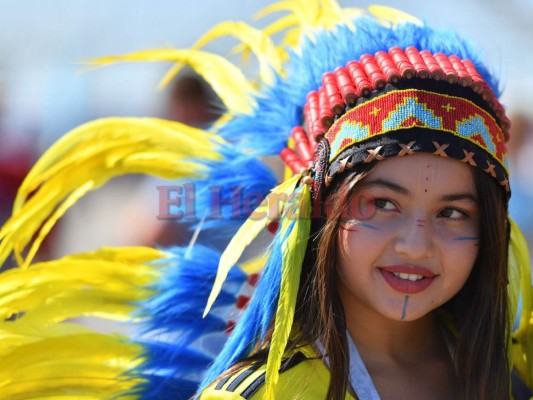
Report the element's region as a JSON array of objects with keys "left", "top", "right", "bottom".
[{"left": 0, "top": 0, "right": 532, "bottom": 262}]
